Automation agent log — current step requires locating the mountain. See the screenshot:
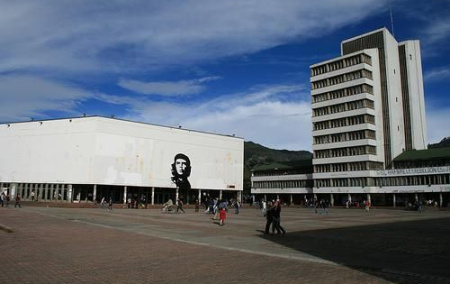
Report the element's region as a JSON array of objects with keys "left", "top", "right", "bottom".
[
  {"left": 429, "top": 137, "right": 450, "bottom": 149},
  {"left": 243, "top": 141, "right": 312, "bottom": 194}
]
